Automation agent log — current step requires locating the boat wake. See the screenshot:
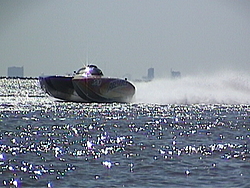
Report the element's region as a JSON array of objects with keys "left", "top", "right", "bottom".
[{"left": 134, "top": 71, "right": 250, "bottom": 104}]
